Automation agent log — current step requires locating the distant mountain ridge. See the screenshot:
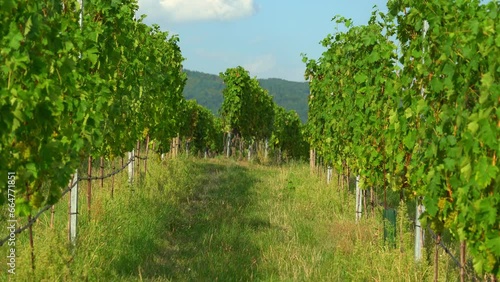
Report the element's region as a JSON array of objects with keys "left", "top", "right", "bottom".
[{"left": 182, "top": 69, "right": 309, "bottom": 122}]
